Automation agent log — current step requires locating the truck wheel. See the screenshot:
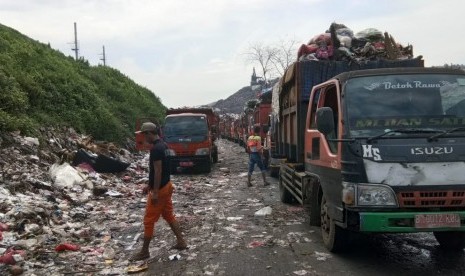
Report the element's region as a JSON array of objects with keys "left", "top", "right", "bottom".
[
  {"left": 320, "top": 195, "right": 348, "bottom": 252},
  {"left": 433, "top": 232, "right": 465, "bottom": 250},
  {"left": 203, "top": 159, "right": 212, "bottom": 174},
  {"left": 306, "top": 183, "right": 321, "bottom": 227},
  {"left": 269, "top": 167, "right": 279, "bottom": 178},
  {"left": 279, "top": 174, "right": 294, "bottom": 203},
  {"left": 212, "top": 150, "right": 219, "bottom": 163}
]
